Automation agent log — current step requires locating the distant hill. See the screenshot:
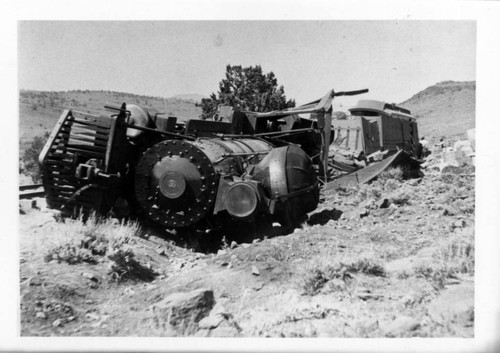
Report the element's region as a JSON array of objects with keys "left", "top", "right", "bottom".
[
  {"left": 400, "top": 81, "right": 475, "bottom": 141},
  {"left": 19, "top": 82, "right": 476, "bottom": 153},
  {"left": 19, "top": 90, "right": 202, "bottom": 152},
  {"left": 170, "top": 93, "right": 207, "bottom": 102}
]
